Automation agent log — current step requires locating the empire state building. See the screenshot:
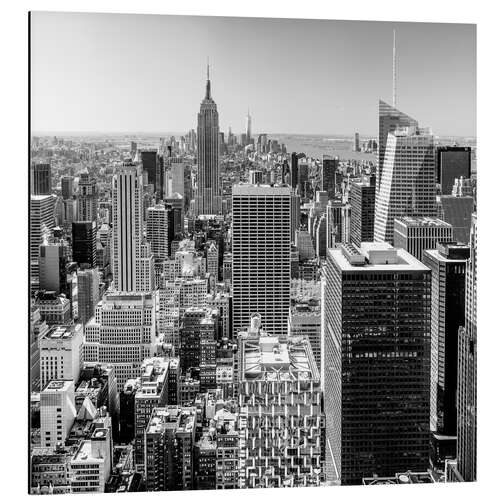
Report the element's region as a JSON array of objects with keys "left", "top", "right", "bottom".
[{"left": 195, "top": 64, "right": 220, "bottom": 215}]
